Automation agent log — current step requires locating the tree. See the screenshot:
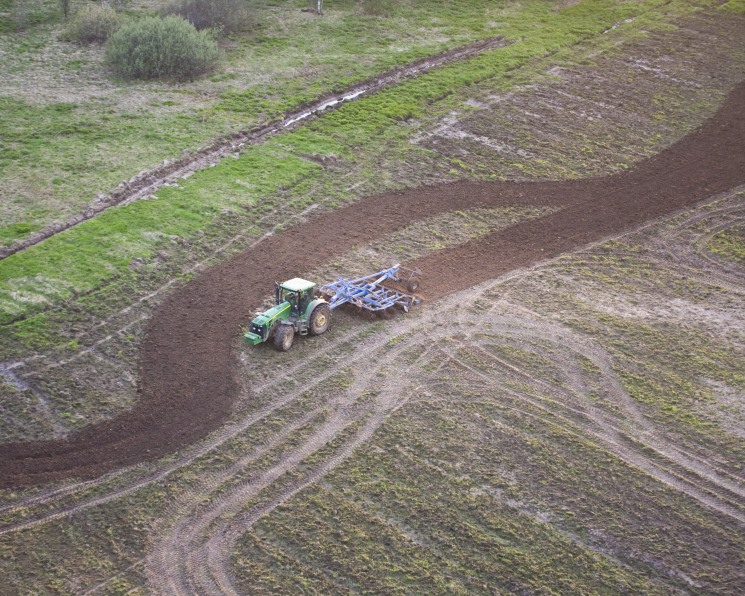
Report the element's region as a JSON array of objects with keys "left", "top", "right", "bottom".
[{"left": 308, "top": 0, "right": 323, "bottom": 15}]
